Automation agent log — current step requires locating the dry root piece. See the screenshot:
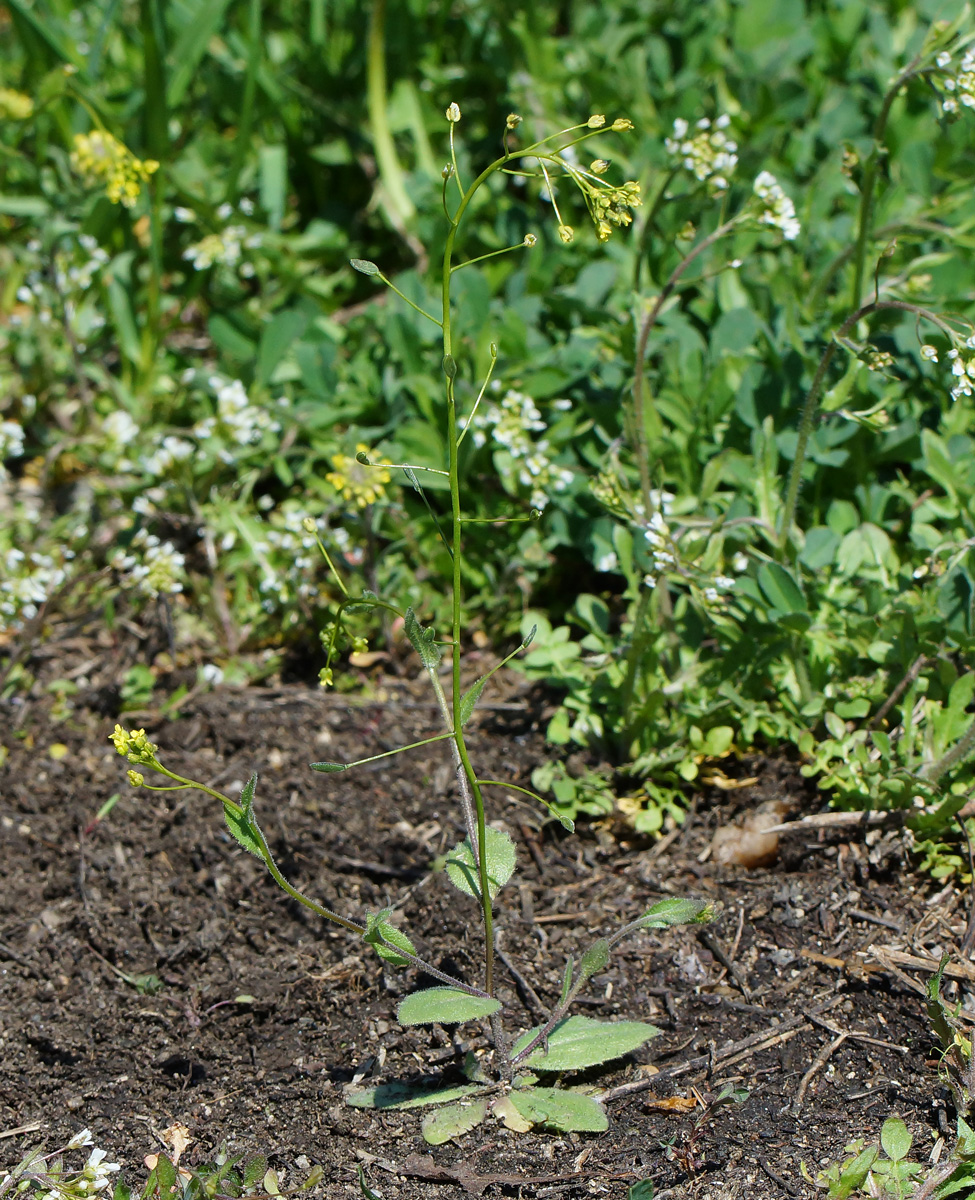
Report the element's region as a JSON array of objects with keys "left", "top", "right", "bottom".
[{"left": 711, "top": 799, "right": 790, "bottom": 868}]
